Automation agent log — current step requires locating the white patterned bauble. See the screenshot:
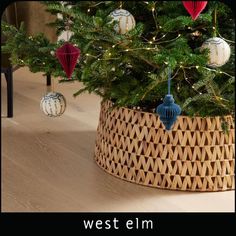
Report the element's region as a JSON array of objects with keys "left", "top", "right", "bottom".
[
  {"left": 40, "top": 92, "right": 66, "bottom": 117},
  {"left": 57, "top": 30, "right": 74, "bottom": 41},
  {"left": 201, "top": 37, "right": 231, "bottom": 68},
  {"left": 109, "top": 9, "right": 136, "bottom": 34}
]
